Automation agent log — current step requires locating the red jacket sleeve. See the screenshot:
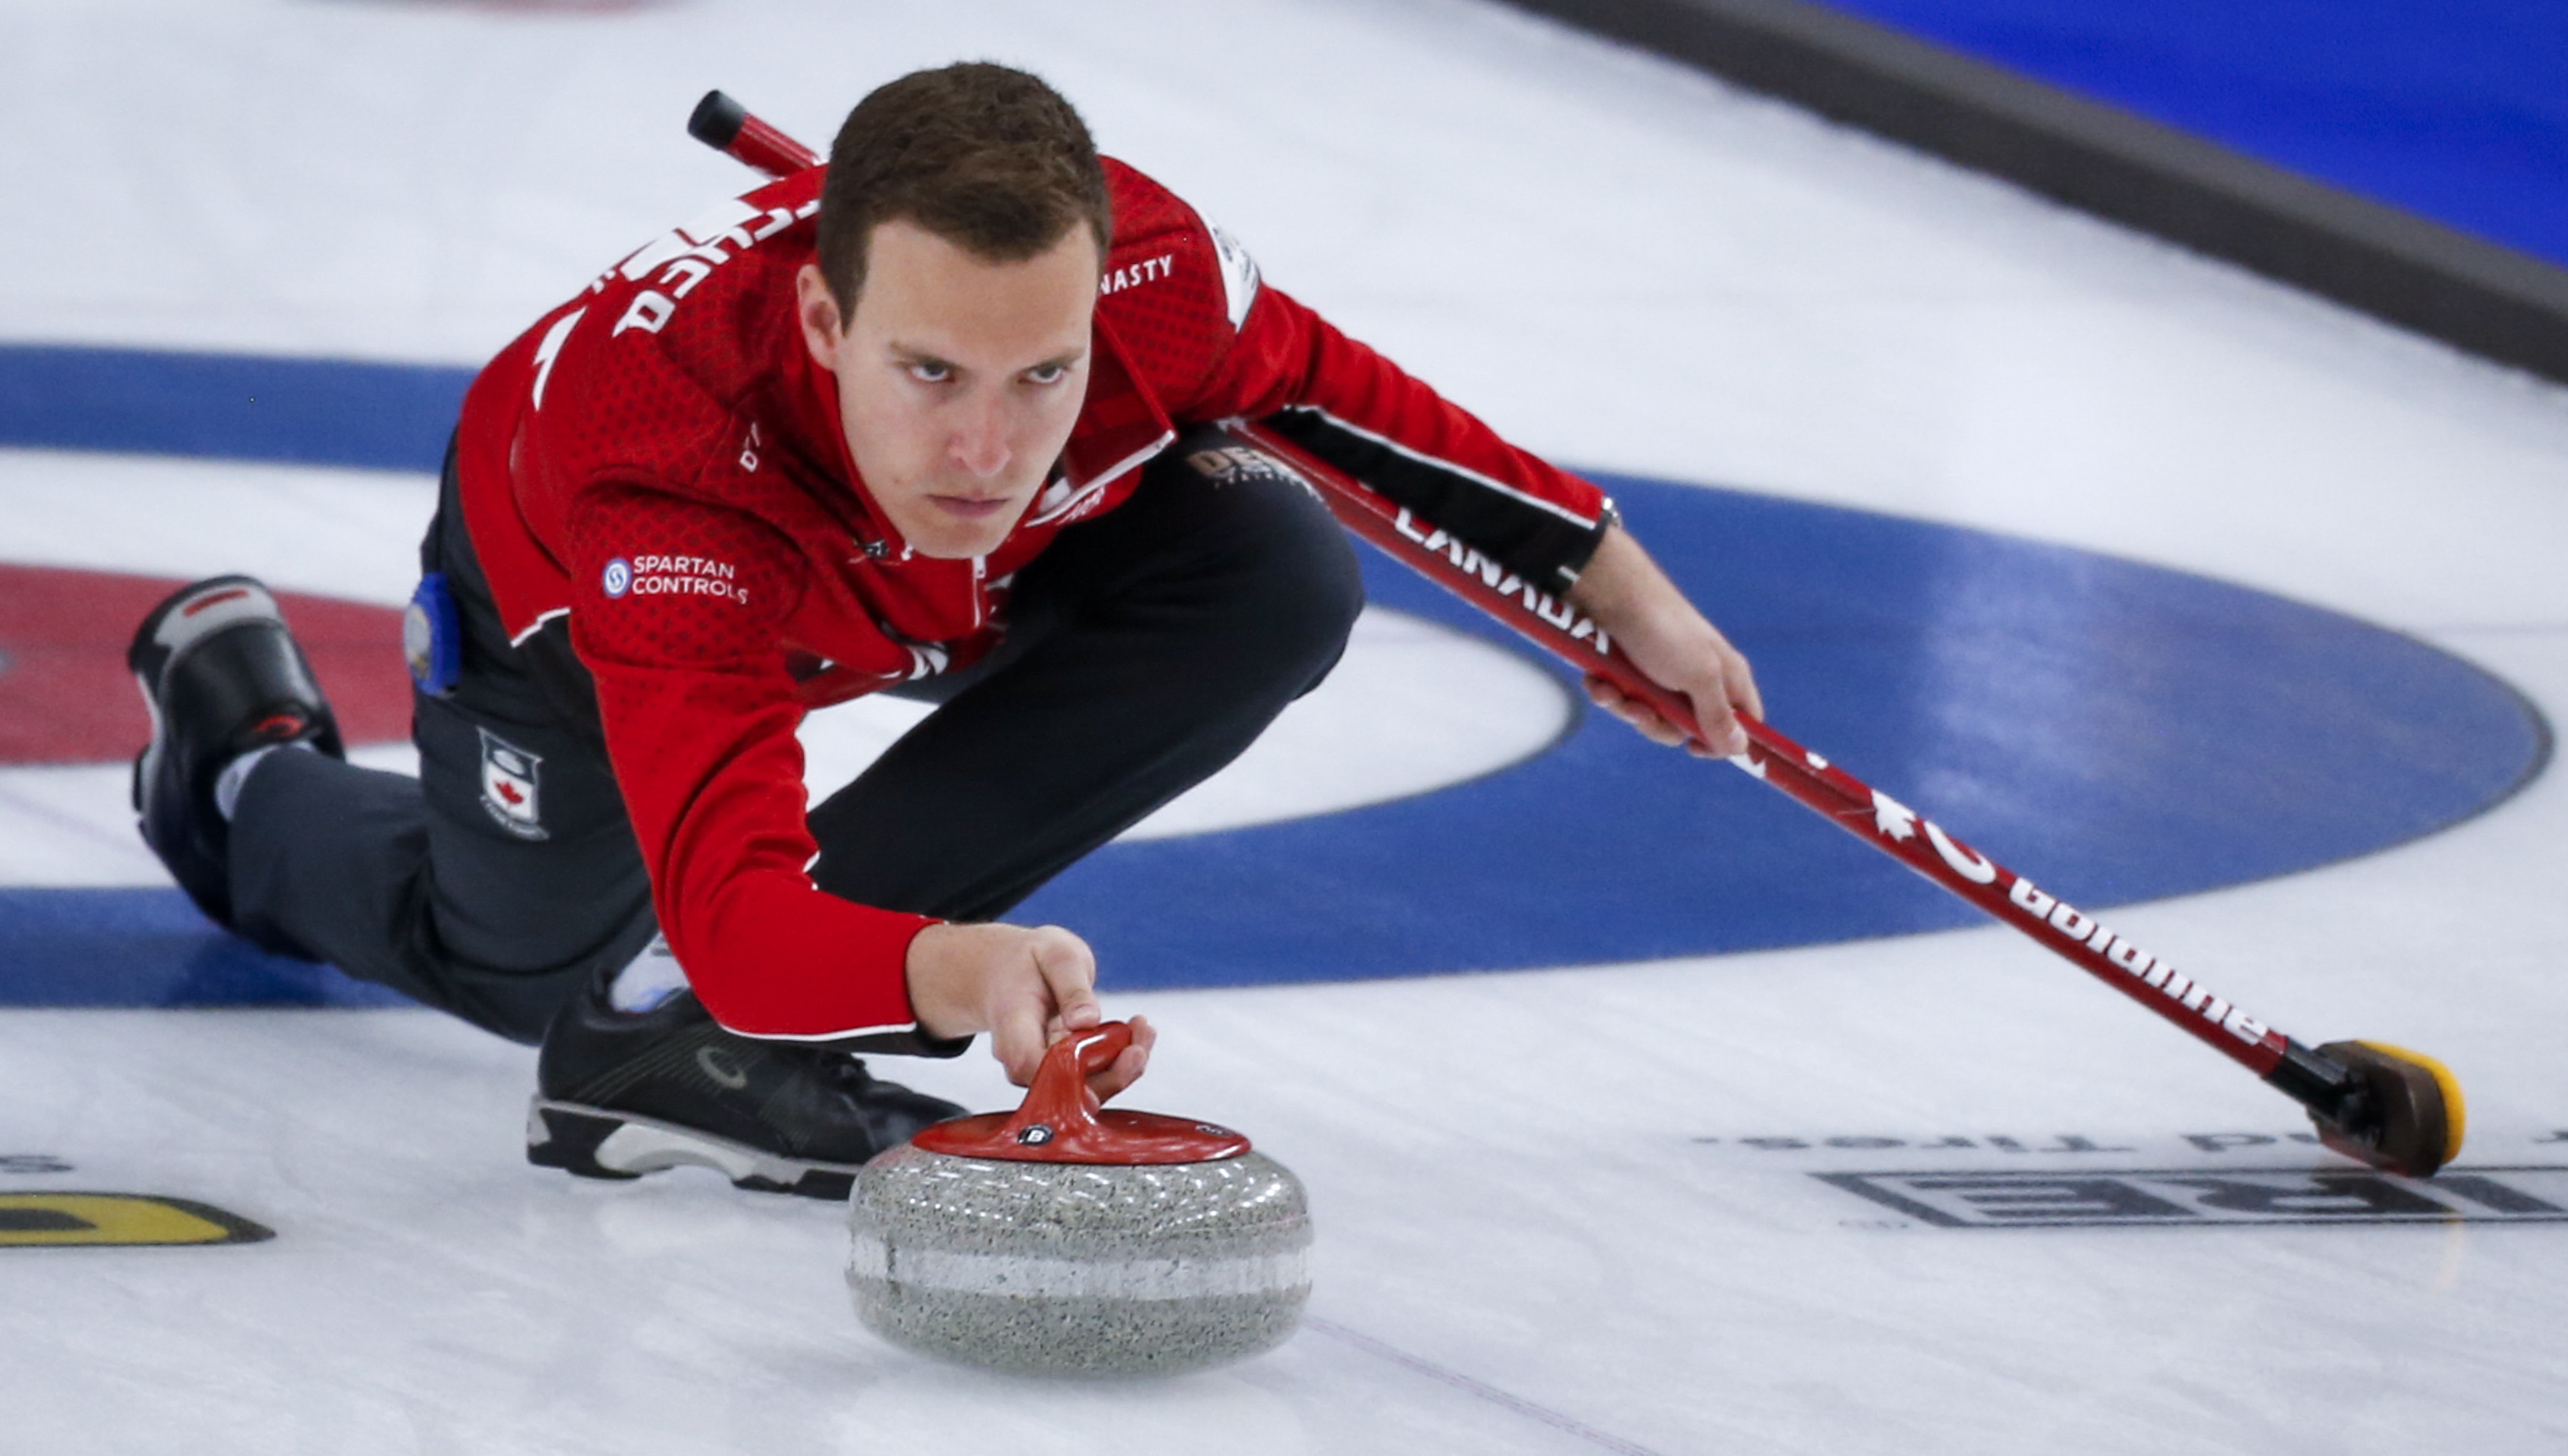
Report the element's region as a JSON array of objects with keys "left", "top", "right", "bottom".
[
  {"left": 563, "top": 481, "right": 938, "bottom": 1039},
  {"left": 1186, "top": 282, "right": 1614, "bottom": 593}
]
